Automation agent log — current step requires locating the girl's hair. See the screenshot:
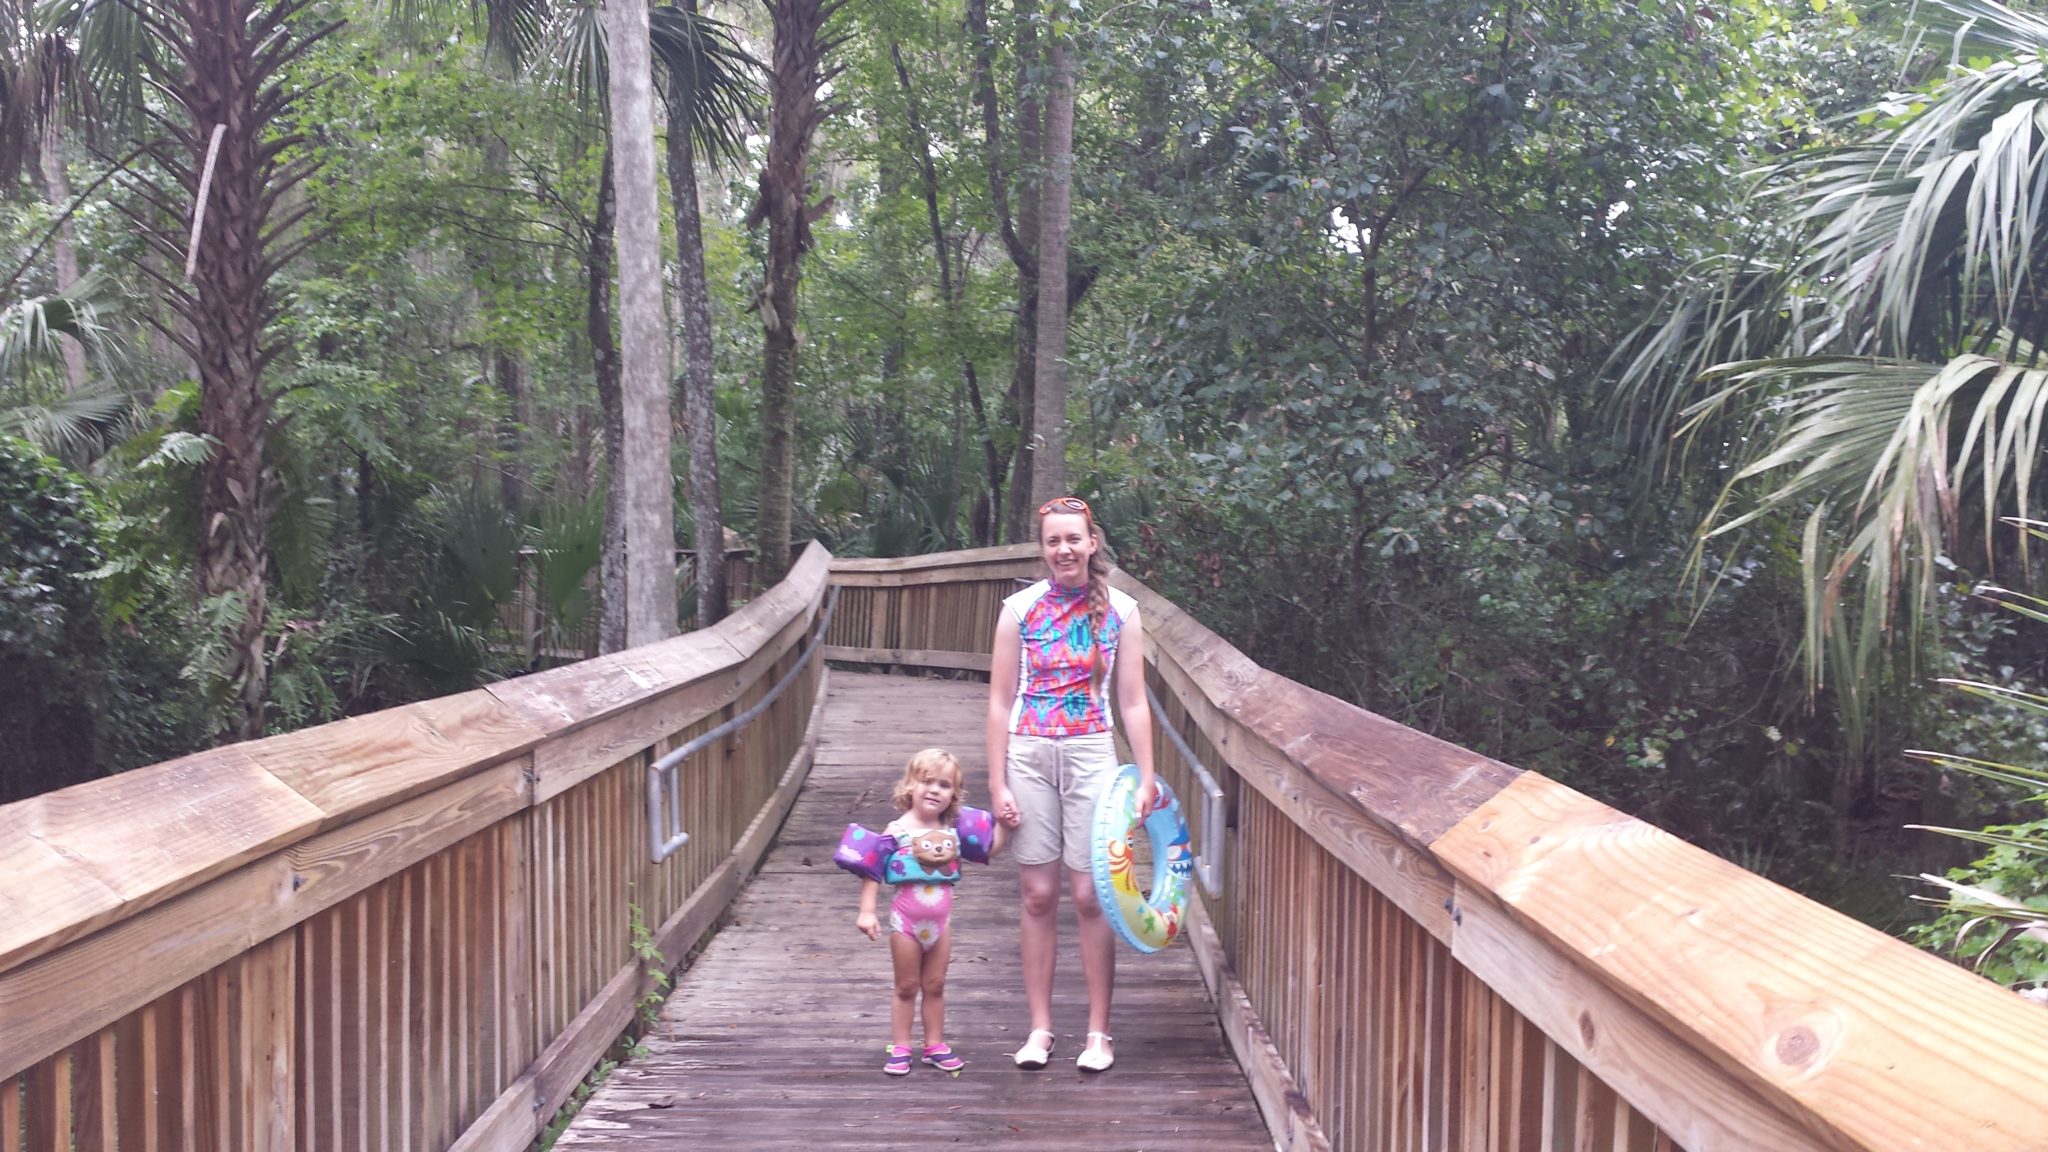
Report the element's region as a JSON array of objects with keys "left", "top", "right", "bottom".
[
  {"left": 892, "top": 748, "right": 964, "bottom": 823},
  {"left": 1038, "top": 500, "right": 1115, "bottom": 696}
]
